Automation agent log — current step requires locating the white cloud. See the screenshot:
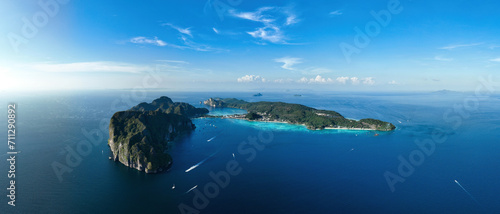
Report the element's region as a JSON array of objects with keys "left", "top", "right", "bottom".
[
  {"left": 350, "top": 77, "right": 360, "bottom": 85},
  {"left": 311, "top": 75, "right": 333, "bottom": 83},
  {"left": 285, "top": 14, "right": 298, "bottom": 25},
  {"left": 434, "top": 55, "right": 453, "bottom": 61},
  {"left": 213, "top": 27, "right": 219, "bottom": 34},
  {"left": 294, "top": 76, "right": 376, "bottom": 85},
  {"left": 388, "top": 80, "right": 399, "bottom": 85},
  {"left": 297, "top": 77, "right": 309, "bottom": 83},
  {"left": 230, "top": 7, "right": 275, "bottom": 23},
  {"left": 130, "top": 36, "right": 167, "bottom": 46},
  {"left": 31, "top": 62, "right": 150, "bottom": 73},
  {"left": 229, "top": 7, "right": 298, "bottom": 44},
  {"left": 489, "top": 58, "right": 500, "bottom": 62},
  {"left": 329, "top": 10, "right": 343, "bottom": 16},
  {"left": 248, "top": 26, "right": 285, "bottom": 44},
  {"left": 163, "top": 23, "right": 192, "bottom": 37},
  {"left": 439, "top": 43, "right": 482, "bottom": 50},
  {"left": 237, "top": 75, "right": 266, "bottom": 83},
  {"left": 362, "top": 77, "right": 375, "bottom": 85},
  {"left": 297, "top": 75, "right": 334, "bottom": 84},
  {"left": 336, "top": 76, "right": 349, "bottom": 84},
  {"left": 275, "top": 57, "right": 302, "bottom": 70}
]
